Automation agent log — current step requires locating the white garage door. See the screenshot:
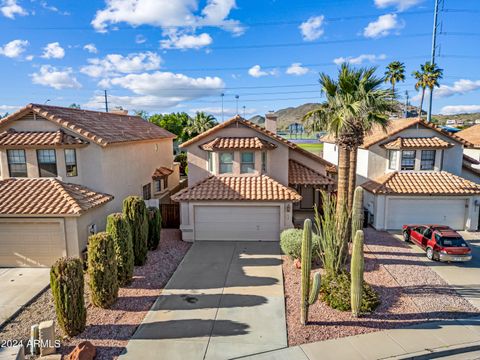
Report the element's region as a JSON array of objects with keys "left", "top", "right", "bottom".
[
  {"left": 194, "top": 206, "right": 280, "bottom": 241},
  {"left": 0, "top": 219, "right": 66, "bottom": 267},
  {"left": 386, "top": 198, "right": 467, "bottom": 230}
]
